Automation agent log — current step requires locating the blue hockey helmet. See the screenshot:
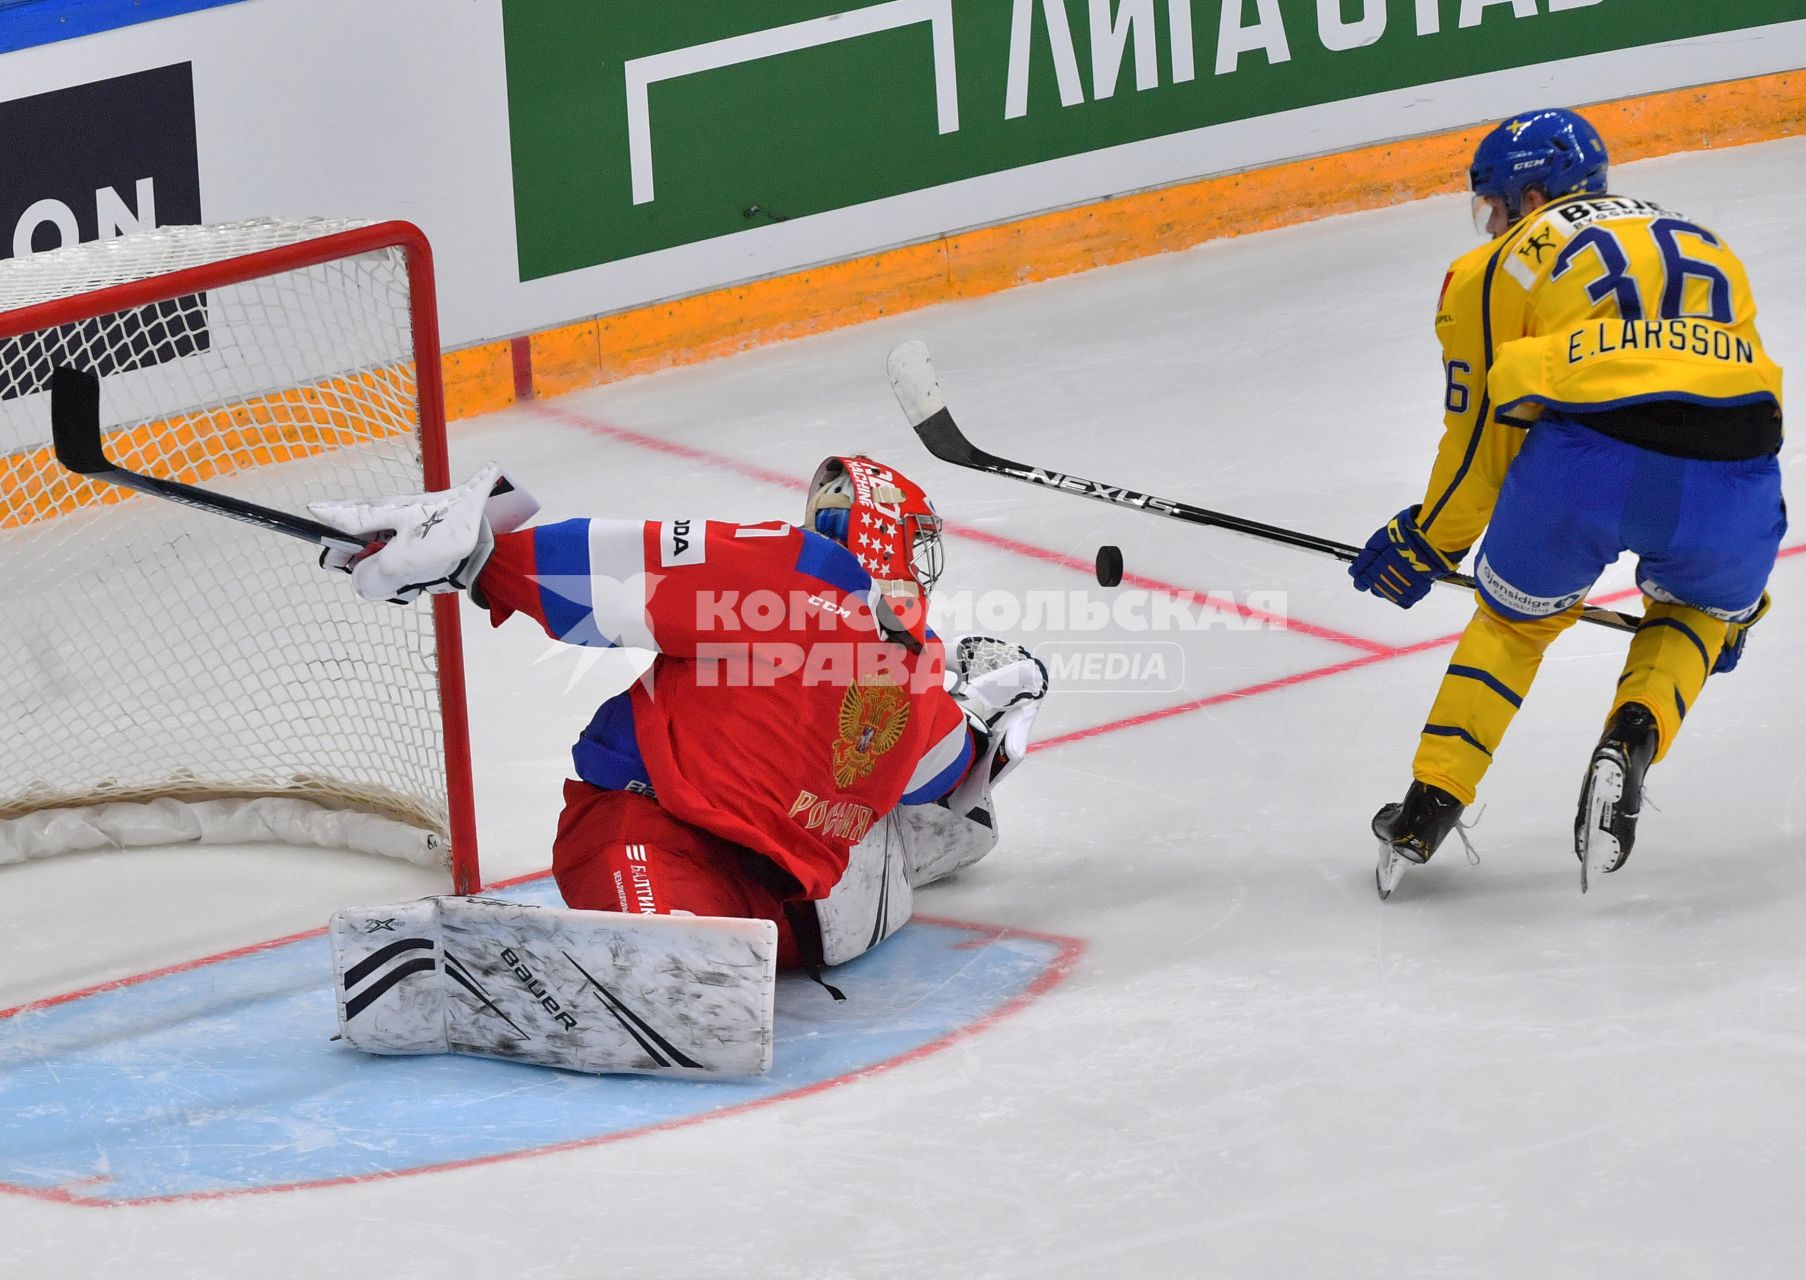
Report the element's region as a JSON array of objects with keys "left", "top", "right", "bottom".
[{"left": 1469, "top": 109, "right": 1608, "bottom": 236}]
